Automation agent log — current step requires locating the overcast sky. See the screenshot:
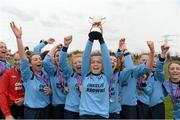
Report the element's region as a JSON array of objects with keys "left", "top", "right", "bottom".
[{"left": 0, "top": 0, "right": 179, "bottom": 55}]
